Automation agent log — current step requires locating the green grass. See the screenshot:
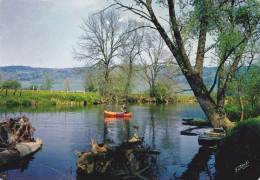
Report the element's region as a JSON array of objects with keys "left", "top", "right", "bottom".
[
  {"left": 0, "top": 90, "right": 101, "bottom": 107},
  {"left": 176, "top": 94, "right": 197, "bottom": 103}
]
